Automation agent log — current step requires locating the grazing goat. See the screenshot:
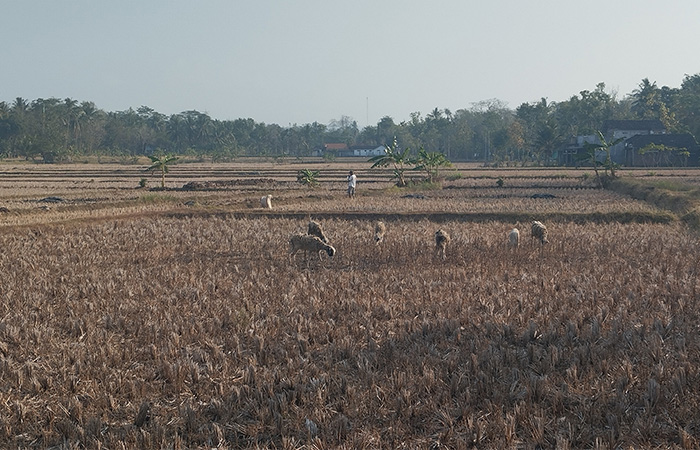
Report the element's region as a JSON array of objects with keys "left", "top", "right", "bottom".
[
  {"left": 289, "top": 233, "right": 336, "bottom": 261},
  {"left": 374, "top": 221, "right": 386, "bottom": 245},
  {"left": 435, "top": 229, "right": 450, "bottom": 260},
  {"left": 260, "top": 194, "right": 272, "bottom": 209},
  {"left": 307, "top": 220, "right": 329, "bottom": 244},
  {"left": 509, "top": 228, "right": 520, "bottom": 248},
  {"left": 531, "top": 221, "right": 549, "bottom": 244}
]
